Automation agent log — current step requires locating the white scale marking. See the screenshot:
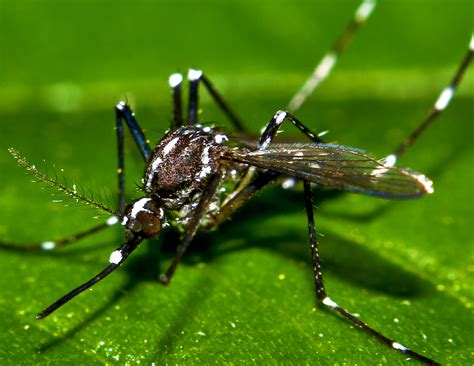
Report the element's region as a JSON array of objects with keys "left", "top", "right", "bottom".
[
  {"left": 146, "top": 156, "right": 163, "bottom": 188},
  {"left": 355, "top": 0, "right": 376, "bottom": 23},
  {"left": 435, "top": 87, "right": 454, "bottom": 111},
  {"left": 214, "top": 134, "right": 228, "bottom": 144},
  {"left": 392, "top": 342, "right": 408, "bottom": 352},
  {"left": 384, "top": 154, "right": 397, "bottom": 167},
  {"left": 116, "top": 101, "right": 125, "bottom": 110},
  {"left": 295, "top": 152, "right": 304, "bottom": 157},
  {"left": 201, "top": 146, "right": 211, "bottom": 165},
  {"left": 275, "top": 110, "right": 287, "bottom": 125},
  {"left": 264, "top": 137, "right": 272, "bottom": 147},
  {"left": 316, "top": 52, "right": 337, "bottom": 79},
  {"left": 131, "top": 198, "right": 152, "bottom": 218},
  {"left": 199, "top": 166, "right": 212, "bottom": 179},
  {"left": 282, "top": 178, "right": 296, "bottom": 190},
  {"left": 151, "top": 157, "right": 163, "bottom": 172},
  {"left": 106, "top": 216, "right": 119, "bottom": 226},
  {"left": 371, "top": 154, "right": 397, "bottom": 176},
  {"left": 322, "top": 296, "right": 339, "bottom": 309},
  {"left": 163, "top": 137, "right": 180, "bottom": 156},
  {"left": 470, "top": 34, "right": 474, "bottom": 51},
  {"left": 188, "top": 69, "right": 203, "bottom": 81},
  {"left": 168, "top": 73, "right": 183, "bottom": 88},
  {"left": 414, "top": 174, "right": 434, "bottom": 194},
  {"left": 41, "top": 241, "right": 56, "bottom": 250},
  {"left": 203, "top": 126, "right": 212, "bottom": 133},
  {"left": 109, "top": 250, "right": 123, "bottom": 264}
]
